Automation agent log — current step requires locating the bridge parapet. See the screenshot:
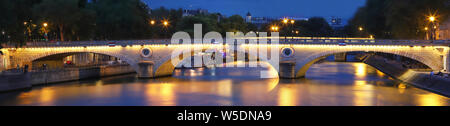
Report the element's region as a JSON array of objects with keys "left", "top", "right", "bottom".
[{"left": 2, "top": 38, "right": 449, "bottom": 48}]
